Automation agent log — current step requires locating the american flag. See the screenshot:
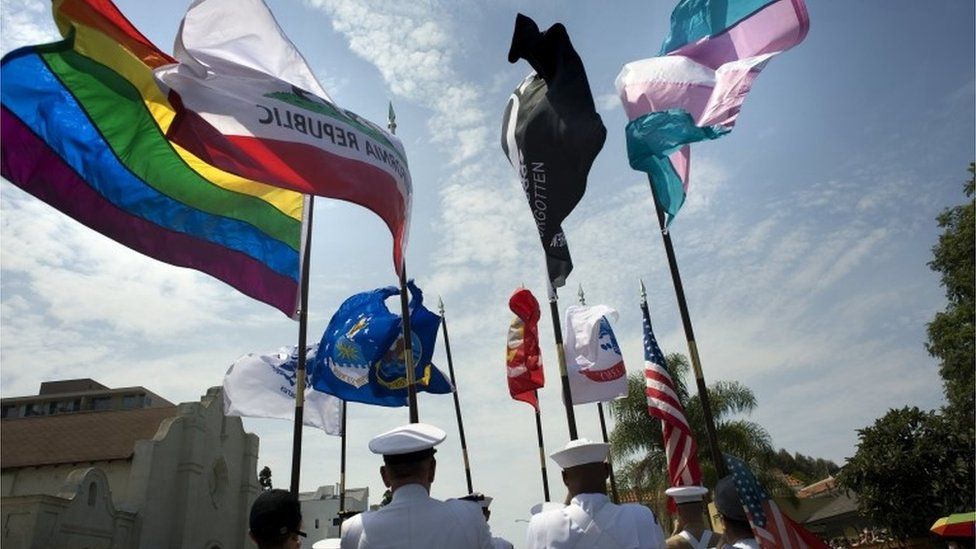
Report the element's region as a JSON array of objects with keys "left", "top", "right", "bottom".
[
  {"left": 641, "top": 303, "right": 701, "bottom": 489},
  {"left": 725, "top": 454, "right": 829, "bottom": 549}
]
